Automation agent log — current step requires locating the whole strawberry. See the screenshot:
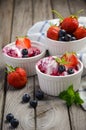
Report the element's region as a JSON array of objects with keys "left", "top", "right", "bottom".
[
  {"left": 7, "top": 65, "right": 27, "bottom": 89},
  {"left": 47, "top": 25, "right": 60, "bottom": 40},
  {"left": 16, "top": 36, "right": 31, "bottom": 49},
  {"left": 61, "top": 16, "right": 79, "bottom": 34},
  {"left": 73, "top": 26, "right": 86, "bottom": 39}
]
